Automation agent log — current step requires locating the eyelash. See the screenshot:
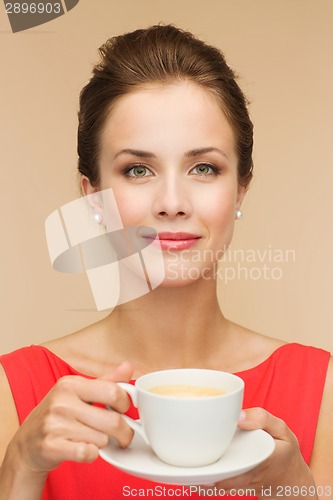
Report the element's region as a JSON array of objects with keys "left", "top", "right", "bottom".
[
  {"left": 123, "top": 164, "right": 153, "bottom": 179},
  {"left": 191, "top": 163, "right": 221, "bottom": 177},
  {"left": 123, "top": 163, "right": 221, "bottom": 179}
]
